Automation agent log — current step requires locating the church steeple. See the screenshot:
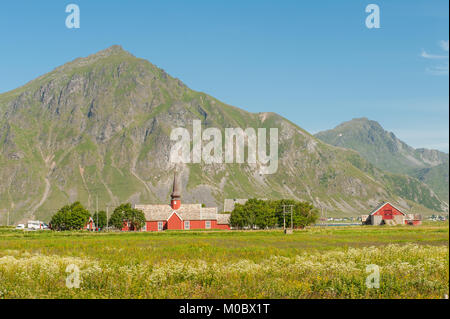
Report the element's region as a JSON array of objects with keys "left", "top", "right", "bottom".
[{"left": 170, "top": 170, "right": 181, "bottom": 210}]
